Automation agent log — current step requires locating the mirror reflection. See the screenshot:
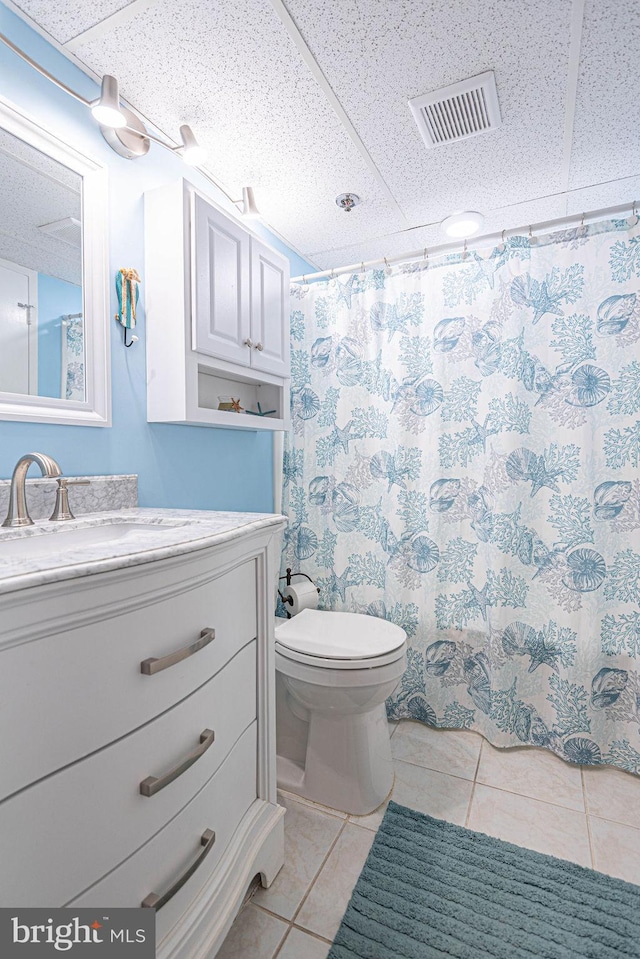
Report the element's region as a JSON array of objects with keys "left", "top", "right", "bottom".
[{"left": 0, "top": 127, "right": 84, "bottom": 402}]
